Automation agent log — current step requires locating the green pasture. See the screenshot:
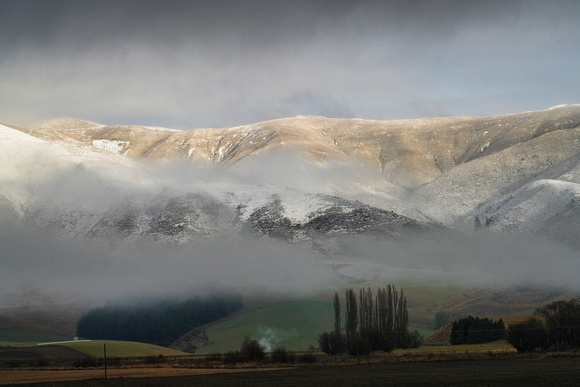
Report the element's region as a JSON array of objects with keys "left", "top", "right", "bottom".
[
  {"left": 197, "top": 300, "right": 334, "bottom": 354},
  {"left": 297, "top": 282, "right": 461, "bottom": 328},
  {"left": 394, "top": 340, "right": 515, "bottom": 354},
  {"left": 0, "top": 328, "right": 71, "bottom": 346},
  {"left": 60, "top": 340, "right": 189, "bottom": 358},
  {"left": 196, "top": 297, "right": 439, "bottom": 355}
]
